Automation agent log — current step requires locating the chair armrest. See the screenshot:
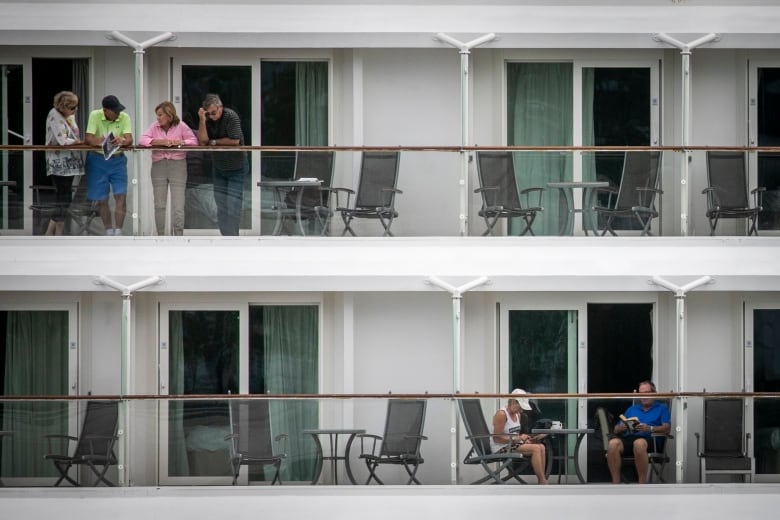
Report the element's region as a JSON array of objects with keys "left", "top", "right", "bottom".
[
  {"left": 465, "top": 431, "right": 524, "bottom": 445},
  {"left": 474, "top": 186, "right": 501, "bottom": 209},
  {"left": 375, "top": 187, "right": 402, "bottom": 212},
  {"left": 752, "top": 187, "right": 766, "bottom": 210},
  {"left": 45, "top": 433, "right": 78, "bottom": 455},
  {"left": 593, "top": 186, "right": 618, "bottom": 210},
  {"left": 519, "top": 186, "right": 545, "bottom": 208},
  {"left": 649, "top": 432, "right": 673, "bottom": 454},
  {"left": 694, "top": 431, "right": 702, "bottom": 457},
  {"left": 274, "top": 433, "right": 289, "bottom": 457},
  {"left": 331, "top": 187, "right": 355, "bottom": 210},
  {"left": 634, "top": 186, "right": 663, "bottom": 210},
  {"left": 357, "top": 433, "right": 383, "bottom": 457}
]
